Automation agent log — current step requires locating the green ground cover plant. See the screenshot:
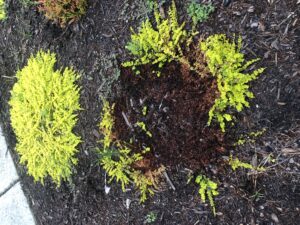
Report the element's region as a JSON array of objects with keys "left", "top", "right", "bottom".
[
  {"left": 187, "top": 1, "right": 214, "bottom": 28},
  {"left": 144, "top": 211, "right": 157, "bottom": 223},
  {"left": 123, "top": 0, "right": 189, "bottom": 76},
  {"left": 9, "top": 50, "right": 81, "bottom": 186},
  {"left": 145, "top": 0, "right": 155, "bottom": 12},
  {"left": 0, "top": 0, "right": 6, "bottom": 20},
  {"left": 19, "top": 0, "right": 38, "bottom": 8},
  {"left": 38, "top": 0, "right": 87, "bottom": 27},
  {"left": 200, "top": 34, "right": 265, "bottom": 132}
]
